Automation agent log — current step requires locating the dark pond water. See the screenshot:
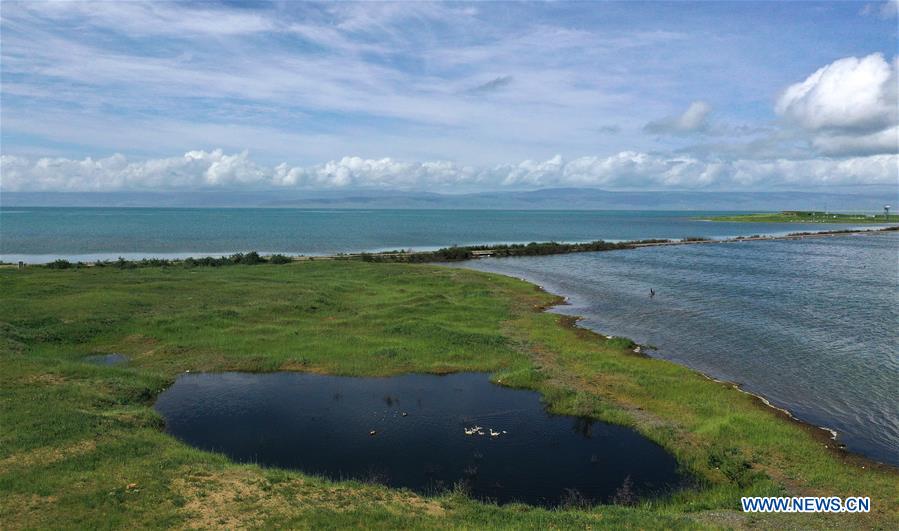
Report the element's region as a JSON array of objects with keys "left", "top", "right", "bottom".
[{"left": 154, "top": 372, "right": 685, "bottom": 506}]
